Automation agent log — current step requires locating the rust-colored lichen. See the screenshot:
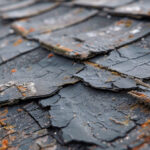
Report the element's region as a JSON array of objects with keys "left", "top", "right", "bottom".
[
  {"left": 48, "top": 53, "right": 54, "bottom": 58},
  {"left": 13, "top": 38, "right": 23, "bottom": 46},
  {"left": 0, "top": 139, "right": 8, "bottom": 150}
]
